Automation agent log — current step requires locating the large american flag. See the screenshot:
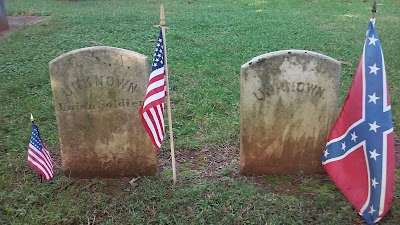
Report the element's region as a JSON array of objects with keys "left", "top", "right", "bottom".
[
  {"left": 28, "top": 123, "right": 54, "bottom": 180},
  {"left": 322, "top": 20, "right": 394, "bottom": 224},
  {"left": 139, "top": 30, "right": 166, "bottom": 150}
]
